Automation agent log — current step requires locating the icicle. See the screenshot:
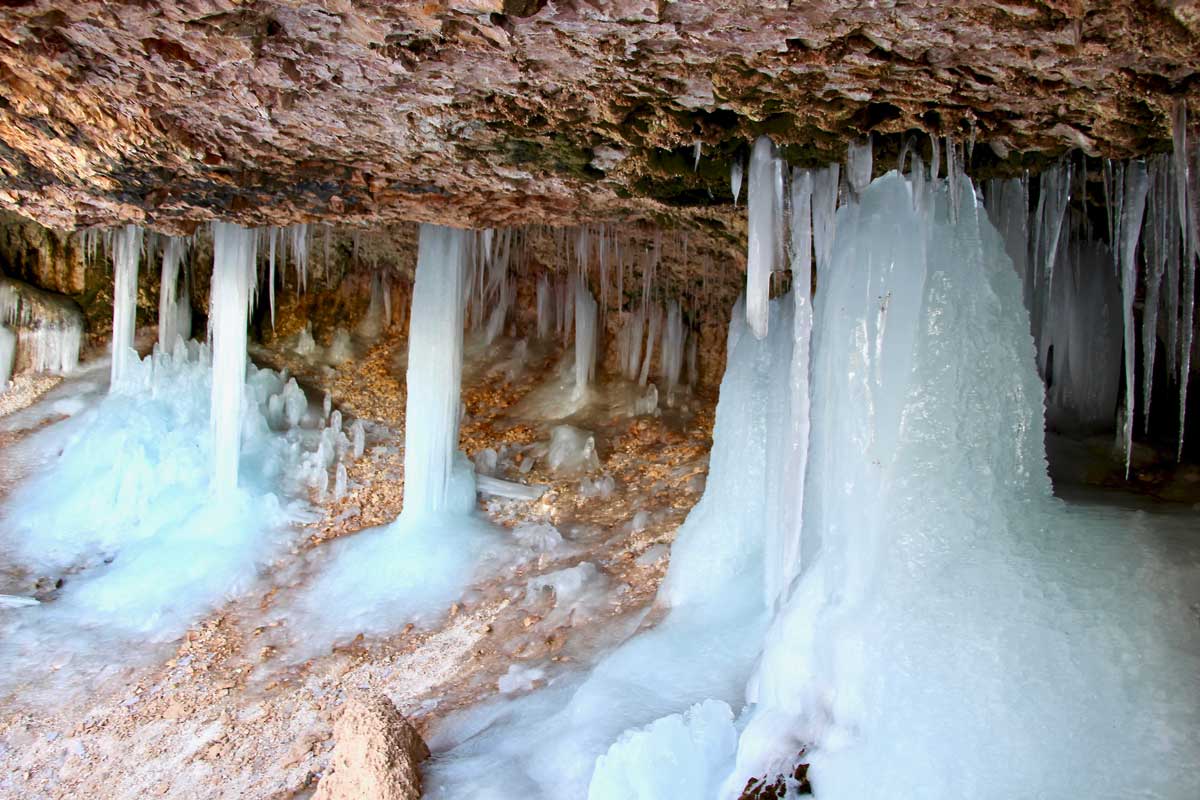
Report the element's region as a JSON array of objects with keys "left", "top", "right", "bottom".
[
  {"left": 0, "top": 324, "right": 14, "bottom": 389},
  {"left": 897, "top": 136, "right": 914, "bottom": 175},
  {"left": 1173, "top": 99, "right": 1197, "bottom": 459},
  {"left": 626, "top": 308, "right": 645, "bottom": 381},
  {"left": 659, "top": 300, "right": 685, "bottom": 397},
  {"left": 574, "top": 276, "right": 598, "bottom": 395},
  {"left": 267, "top": 226, "right": 278, "bottom": 331},
  {"left": 945, "top": 137, "right": 961, "bottom": 224},
  {"left": 639, "top": 304, "right": 662, "bottom": 386},
  {"left": 209, "top": 222, "right": 258, "bottom": 496},
  {"left": 290, "top": 223, "right": 309, "bottom": 294},
  {"left": 693, "top": 140, "right": 702, "bottom": 171},
  {"left": 1143, "top": 157, "right": 1169, "bottom": 433},
  {"left": 1028, "top": 161, "right": 1072, "bottom": 370},
  {"left": 110, "top": 224, "right": 143, "bottom": 388},
  {"left": 731, "top": 155, "right": 744, "bottom": 206},
  {"left": 403, "top": 225, "right": 468, "bottom": 515},
  {"left": 812, "top": 163, "right": 840, "bottom": 272},
  {"left": 1117, "top": 162, "right": 1149, "bottom": 477},
  {"left": 765, "top": 165, "right": 814, "bottom": 607},
  {"left": 746, "top": 136, "right": 782, "bottom": 339},
  {"left": 930, "top": 134, "right": 941, "bottom": 183},
  {"left": 686, "top": 334, "right": 698, "bottom": 386},
  {"left": 846, "top": 136, "right": 873, "bottom": 197},
  {"left": 536, "top": 274, "right": 553, "bottom": 339},
  {"left": 910, "top": 152, "right": 927, "bottom": 215},
  {"left": 157, "top": 237, "right": 188, "bottom": 352}
]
